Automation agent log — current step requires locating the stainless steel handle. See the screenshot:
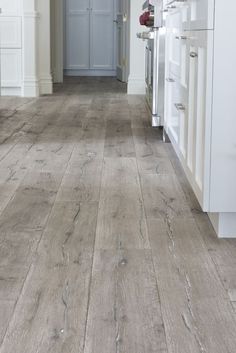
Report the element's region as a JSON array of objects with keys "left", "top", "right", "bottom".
[
  {"left": 190, "top": 52, "right": 198, "bottom": 58},
  {"left": 175, "top": 103, "right": 186, "bottom": 111},
  {"left": 166, "top": 78, "right": 175, "bottom": 82},
  {"left": 175, "top": 35, "right": 187, "bottom": 40},
  {"left": 166, "top": 0, "right": 187, "bottom": 5},
  {"left": 136, "top": 31, "right": 154, "bottom": 40}
]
